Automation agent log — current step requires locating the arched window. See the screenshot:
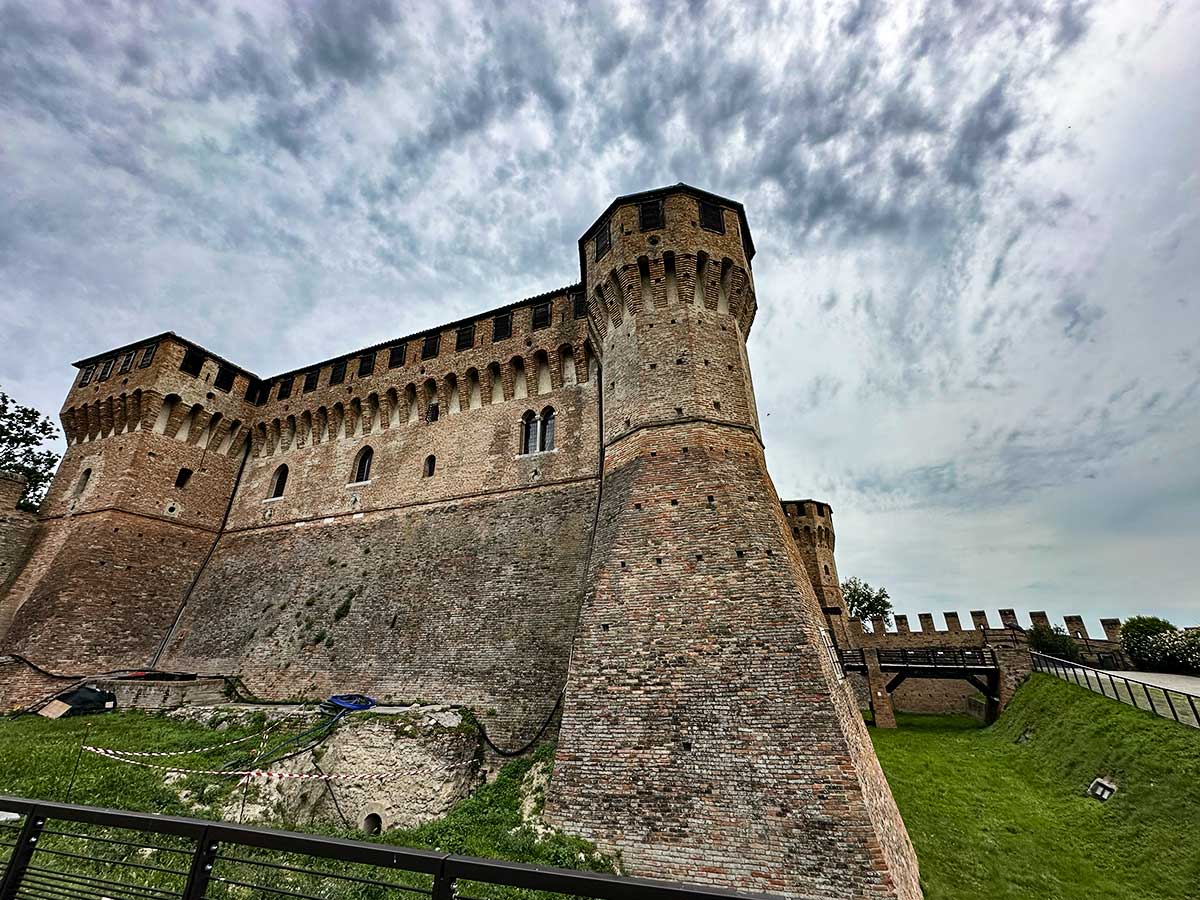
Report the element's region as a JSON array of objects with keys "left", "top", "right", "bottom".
[
  {"left": 540, "top": 407, "right": 555, "bottom": 451},
  {"left": 423, "top": 454, "right": 436, "bottom": 477},
  {"left": 352, "top": 447, "right": 373, "bottom": 484},
  {"left": 270, "top": 465, "right": 288, "bottom": 498},
  {"left": 74, "top": 468, "right": 91, "bottom": 497},
  {"left": 520, "top": 411, "right": 537, "bottom": 455}
]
